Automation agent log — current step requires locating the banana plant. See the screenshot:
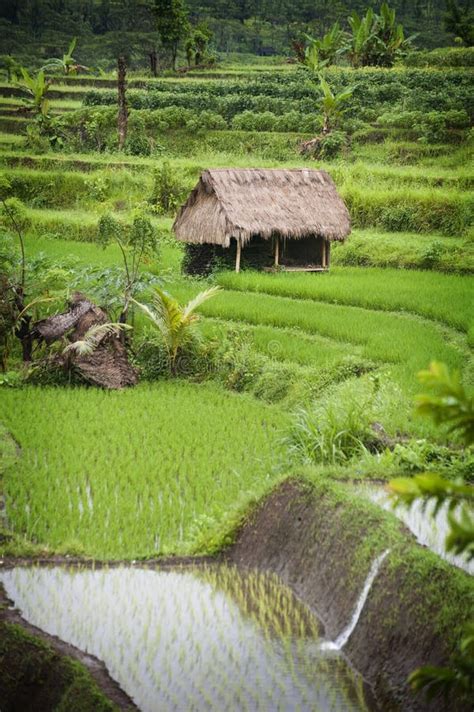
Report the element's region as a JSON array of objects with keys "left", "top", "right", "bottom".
[
  {"left": 42, "top": 37, "right": 88, "bottom": 75},
  {"left": 132, "top": 286, "right": 221, "bottom": 374},
  {"left": 16, "top": 68, "right": 50, "bottom": 116},
  {"left": 303, "top": 22, "right": 346, "bottom": 72},
  {"left": 318, "top": 76, "right": 353, "bottom": 133},
  {"left": 346, "top": 3, "right": 416, "bottom": 68}
]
